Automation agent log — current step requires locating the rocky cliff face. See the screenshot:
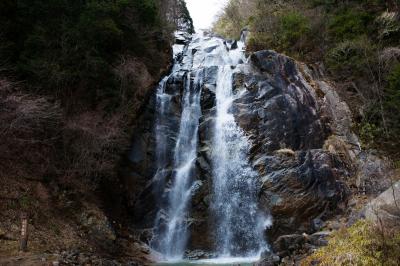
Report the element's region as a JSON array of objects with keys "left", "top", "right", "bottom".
[{"left": 125, "top": 32, "right": 389, "bottom": 259}]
